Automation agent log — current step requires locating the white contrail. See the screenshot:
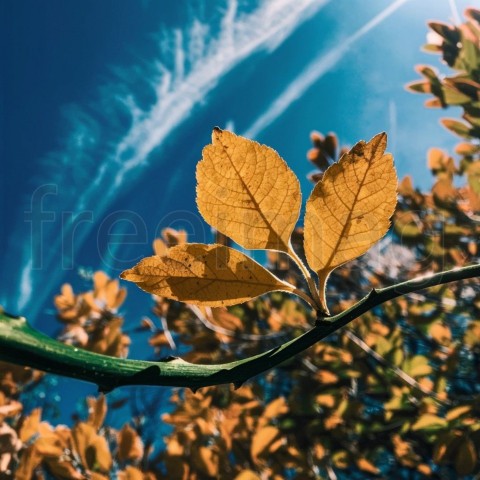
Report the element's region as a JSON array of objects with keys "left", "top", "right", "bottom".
[
  {"left": 244, "top": 0, "right": 411, "bottom": 139},
  {"left": 13, "top": 0, "right": 331, "bottom": 316},
  {"left": 448, "top": 0, "right": 461, "bottom": 24}
]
